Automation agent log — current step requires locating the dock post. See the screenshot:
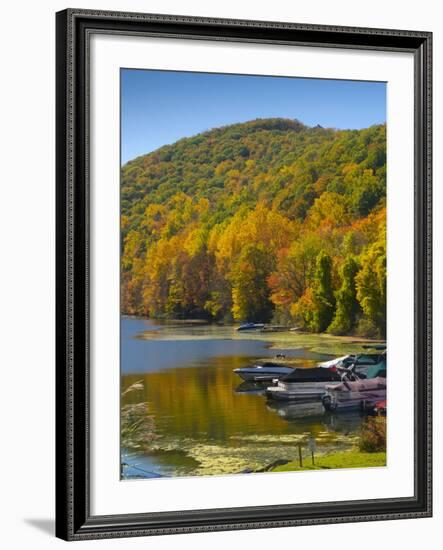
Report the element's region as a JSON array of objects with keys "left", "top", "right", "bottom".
[{"left": 308, "top": 436, "right": 316, "bottom": 466}]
